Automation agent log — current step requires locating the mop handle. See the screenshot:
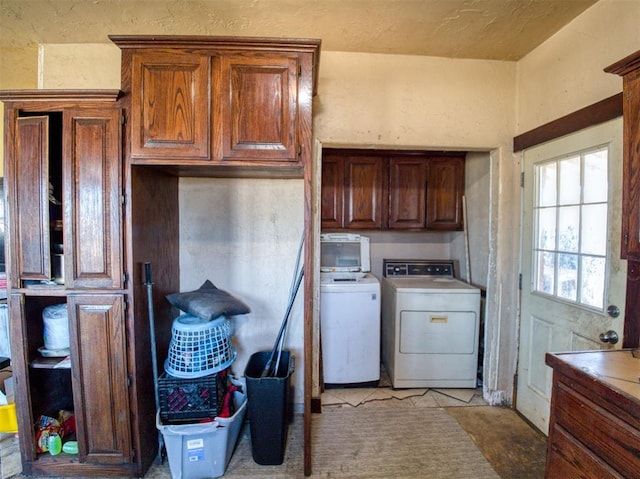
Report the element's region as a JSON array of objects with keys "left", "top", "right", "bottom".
[{"left": 145, "top": 263, "right": 160, "bottom": 413}]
